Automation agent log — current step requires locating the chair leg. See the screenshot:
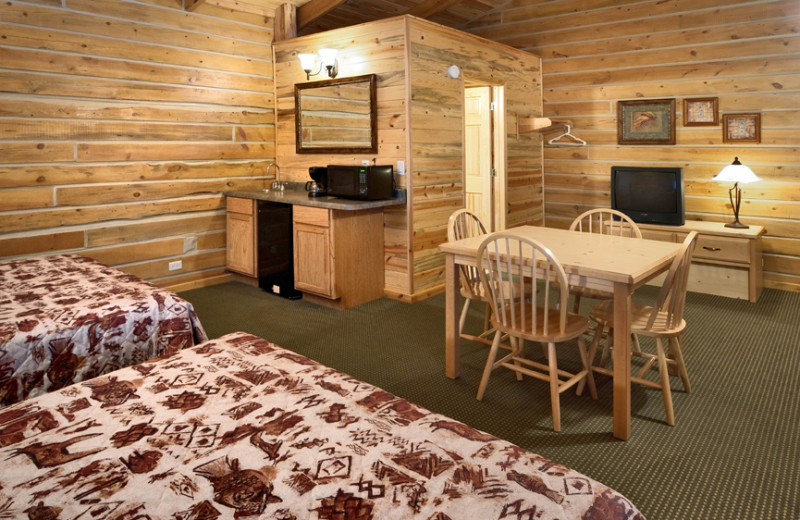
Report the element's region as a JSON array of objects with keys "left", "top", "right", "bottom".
[
  {"left": 458, "top": 297, "right": 471, "bottom": 335},
  {"left": 483, "top": 302, "right": 491, "bottom": 333},
  {"left": 599, "top": 328, "right": 614, "bottom": 368},
  {"left": 547, "top": 342, "right": 561, "bottom": 432},
  {"left": 669, "top": 336, "right": 692, "bottom": 393},
  {"left": 511, "top": 337, "right": 524, "bottom": 381},
  {"left": 476, "top": 330, "right": 503, "bottom": 401},
  {"left": 632, "top": 333, "right": 642, "bottom": 353},
  {"left": 655, "top": 338, "right": 675, "bottom": 426},
  {"left": 571, "top": 293, "right": 582, "bottom": 314},
  {"left": 576, "top": 323, "right": 604, "bottom": 396},
  {"left": 577, "top": 335, "right": 597, "bottom": 400}
]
